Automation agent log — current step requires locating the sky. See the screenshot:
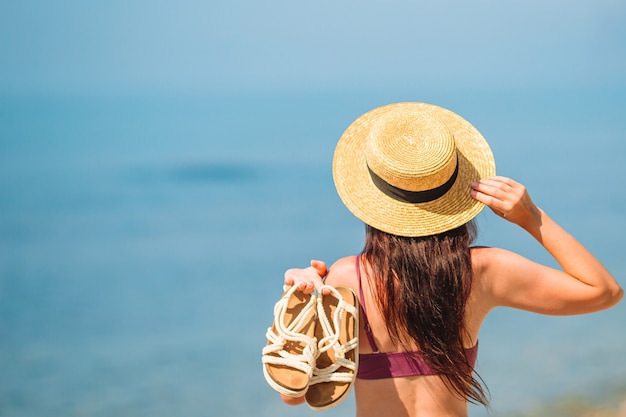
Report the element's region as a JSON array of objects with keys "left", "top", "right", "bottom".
[{"left": 0, "top": 0, "right": 625, "bottom": 95}]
